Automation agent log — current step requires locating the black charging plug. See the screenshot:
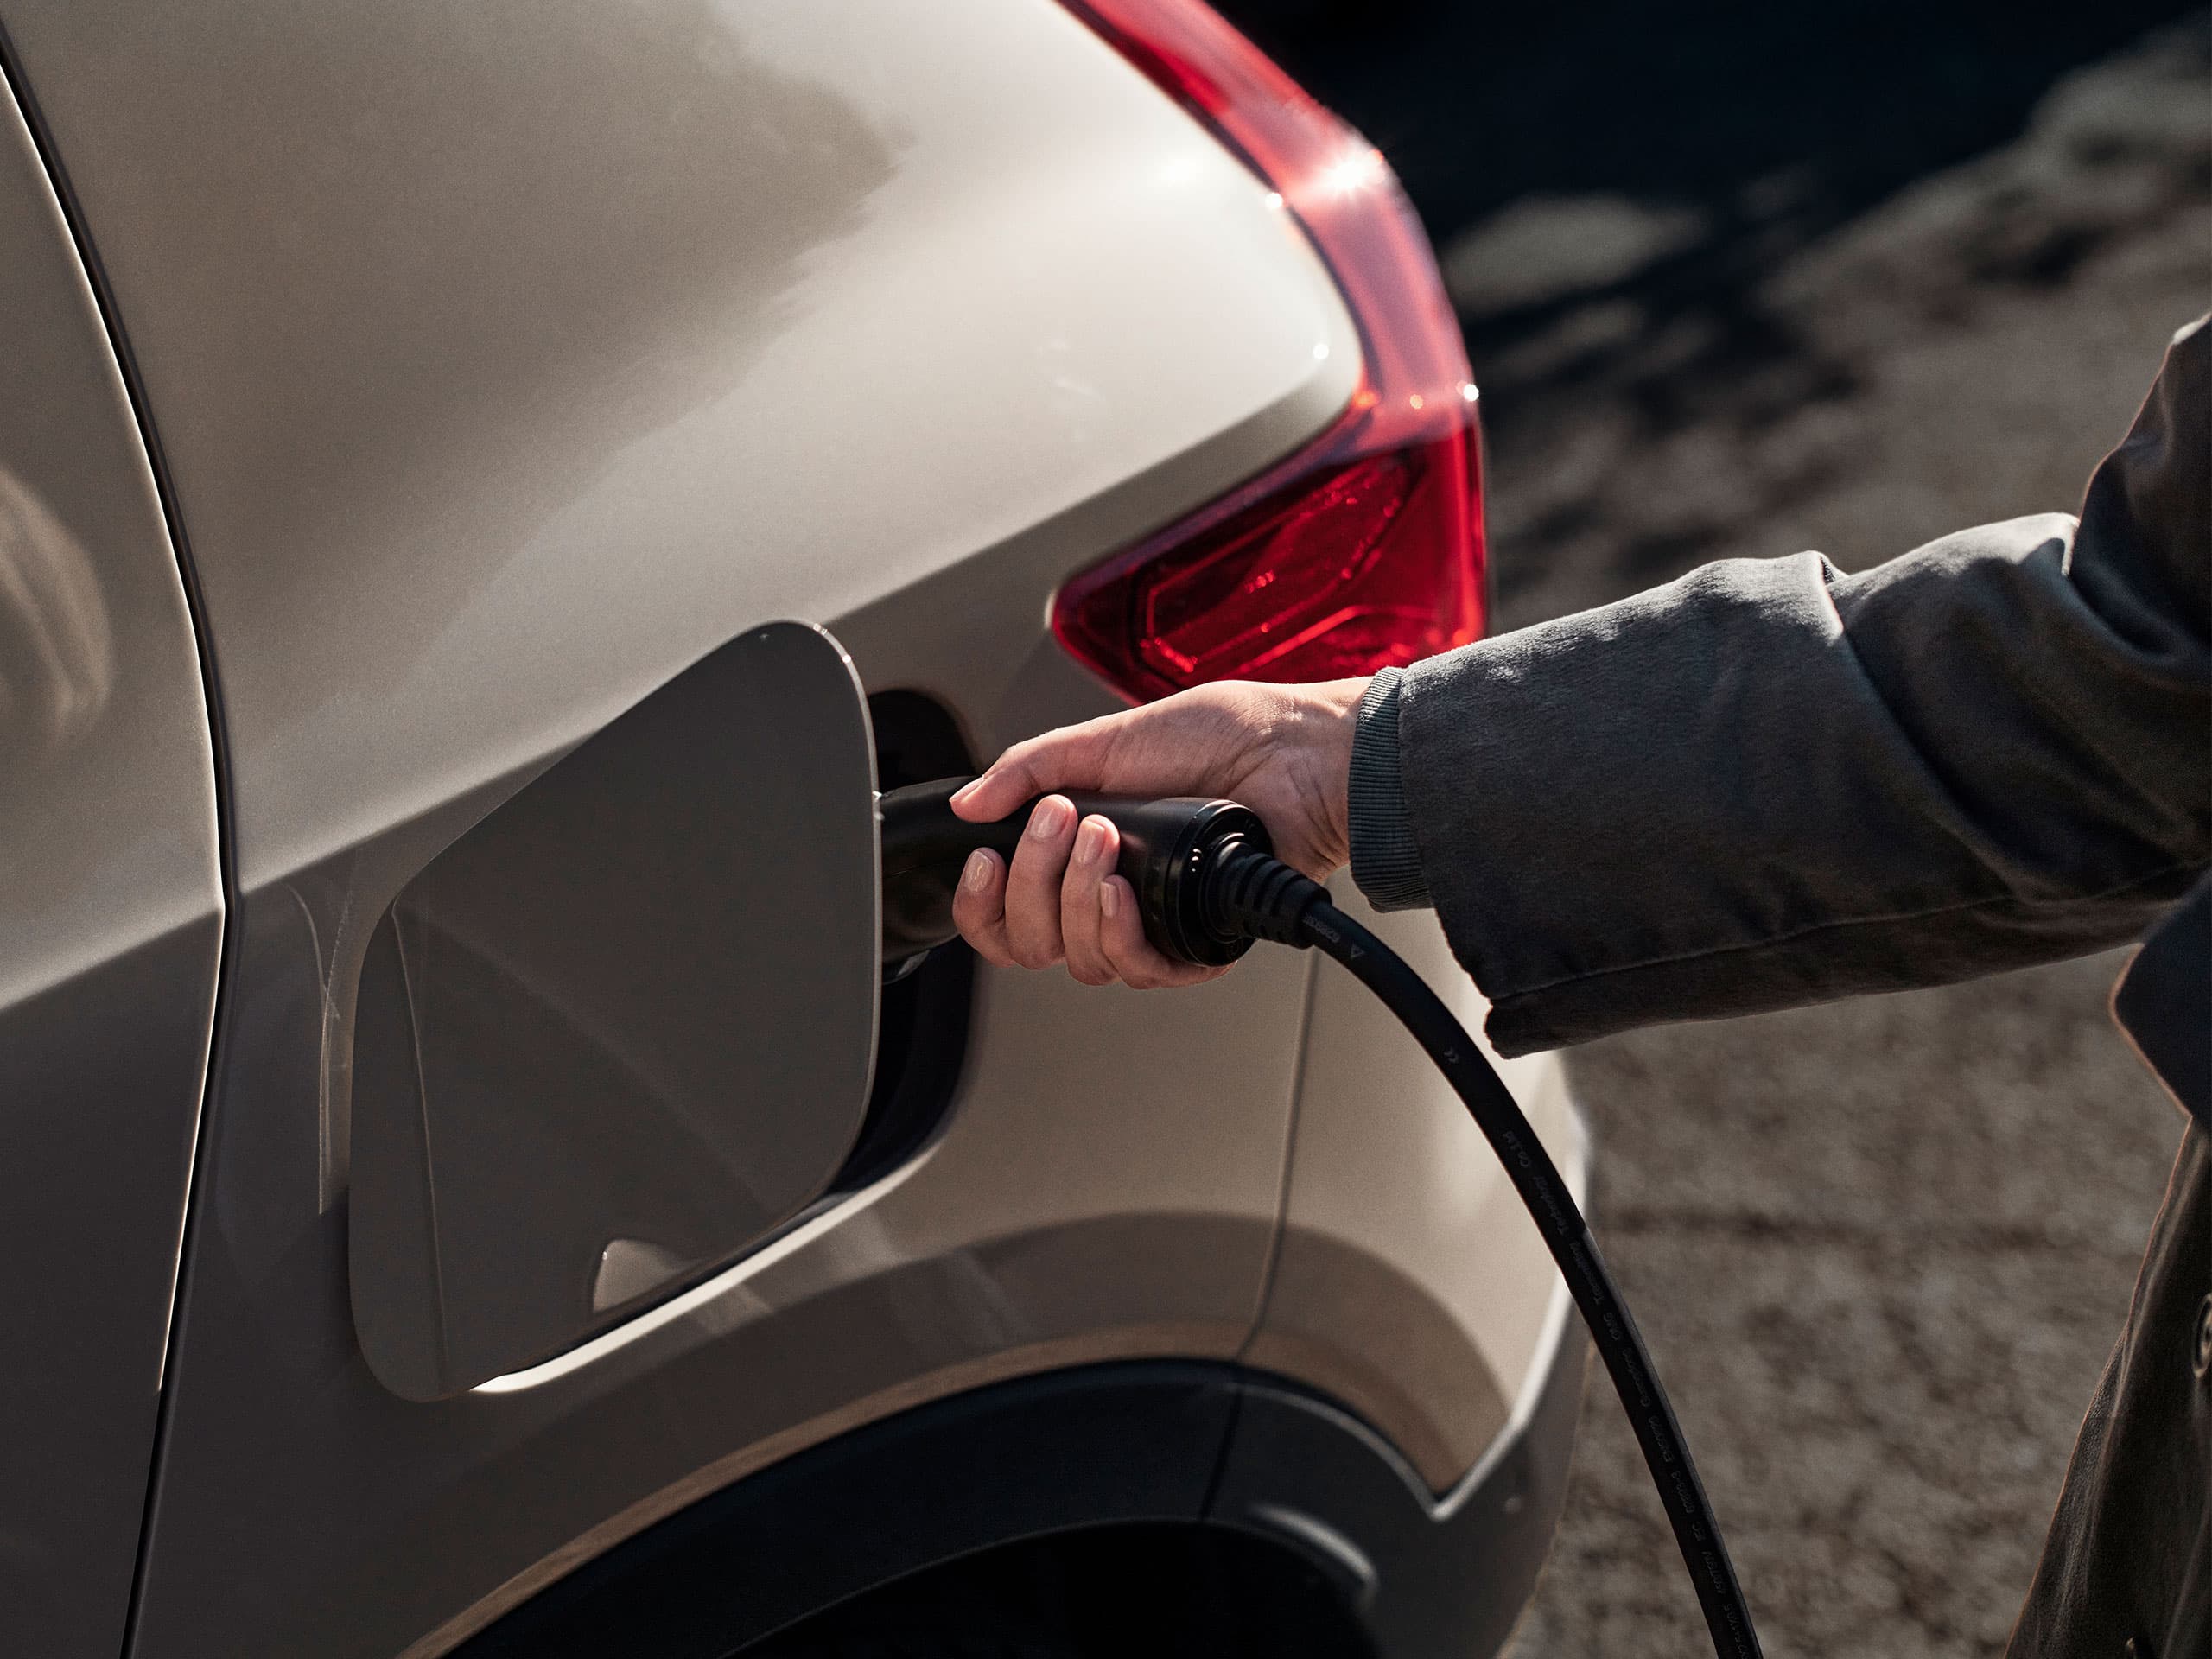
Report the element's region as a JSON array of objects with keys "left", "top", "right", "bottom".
[{"left": 877, "top": 778, "right": 1313, "bottom": 969}]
